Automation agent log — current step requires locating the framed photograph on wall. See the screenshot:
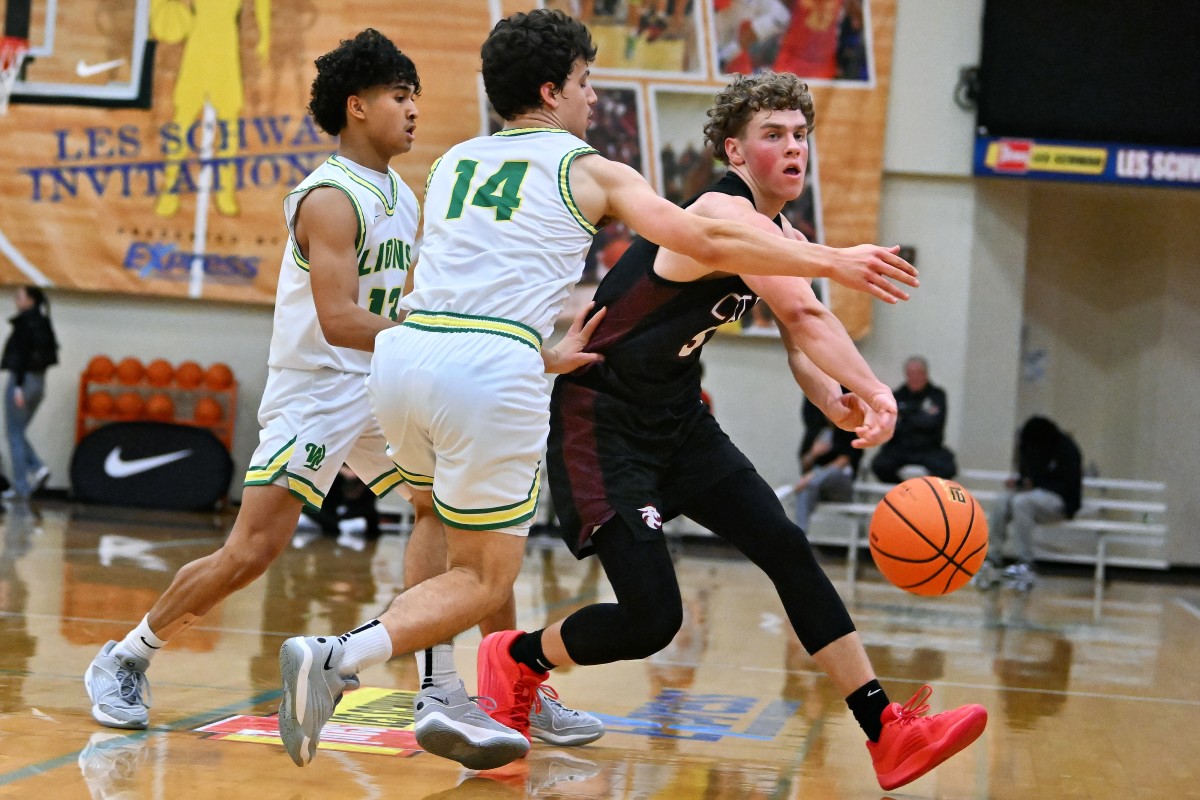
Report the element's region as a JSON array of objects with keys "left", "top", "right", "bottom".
[
  {"left": 650, "top": 84, "right": 826, "bottom": 336},
  {"left": 544, "top": 0, "right": 708, "bottom": 78},
  {"left": 709, "top": 0, "right": 874, "bottom": 87}
]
